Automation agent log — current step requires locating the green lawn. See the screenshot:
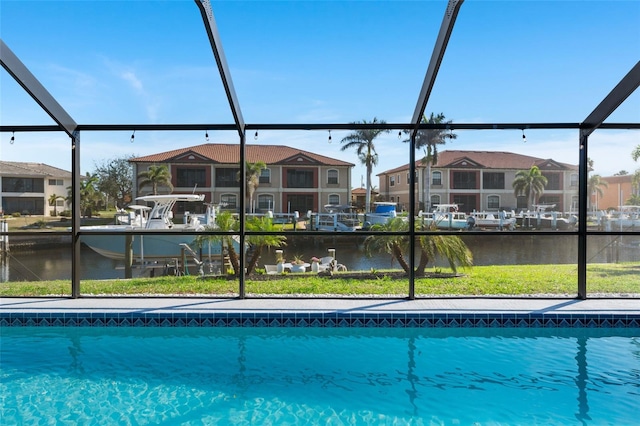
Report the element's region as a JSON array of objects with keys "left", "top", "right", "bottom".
[{"left": 1, "top": 263, "right": 638, "bottom": 297}]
